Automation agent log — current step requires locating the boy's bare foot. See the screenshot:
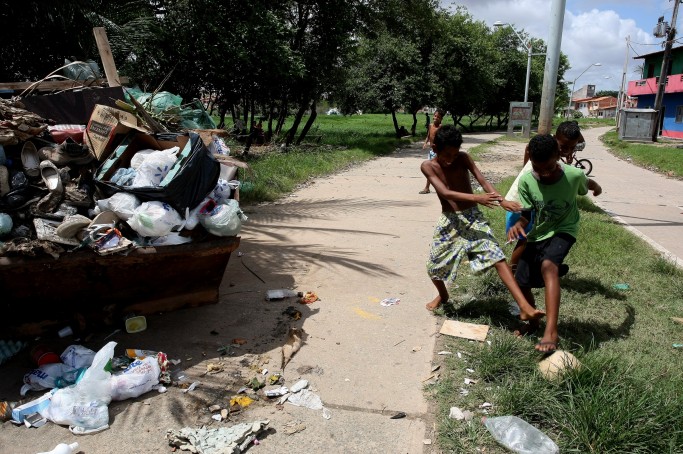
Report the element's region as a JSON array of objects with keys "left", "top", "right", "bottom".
[
  {"left": 426, "top": 296, "right": 441, "bottom": 311},
  {"left": 519, "top": 307, "right": 546, "bottom": 321},
  {"left": 535, "top": 338, "right": 559, "bottom": 353}
]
